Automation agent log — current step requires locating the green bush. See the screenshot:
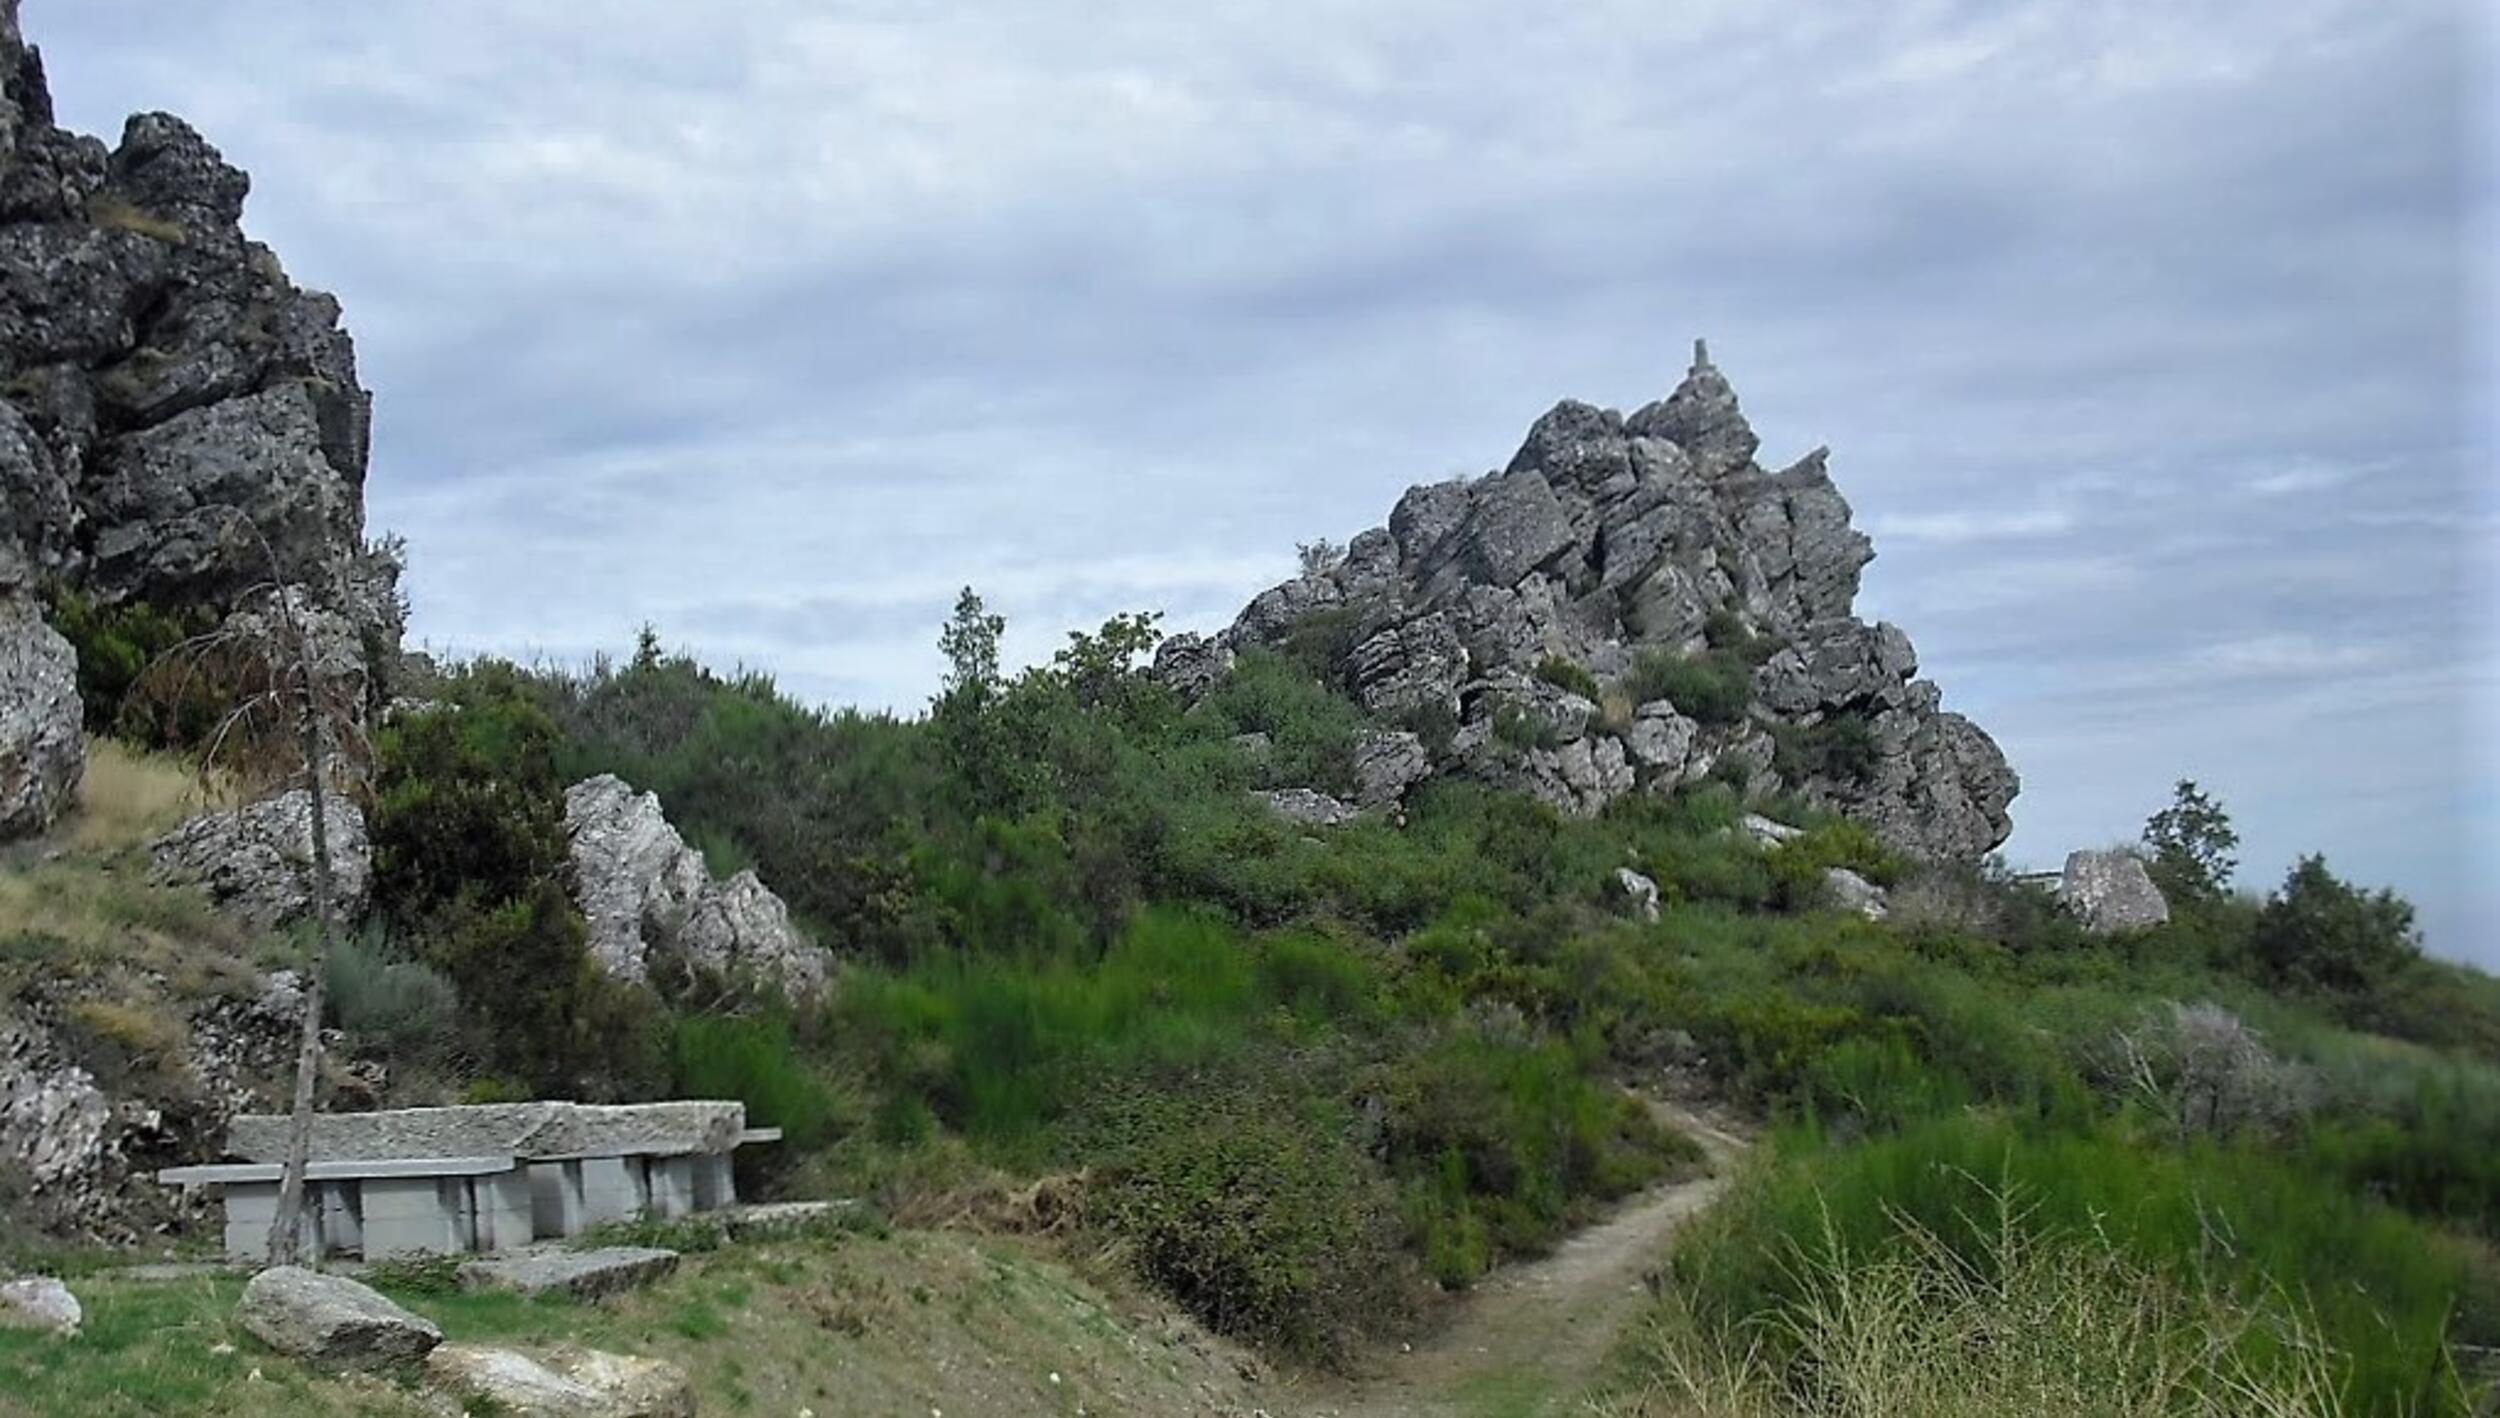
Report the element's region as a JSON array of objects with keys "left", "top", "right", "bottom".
[
  {"left": 1771, "top": 712, "right": 1879, "bottom": 785},
  {"left": 1622, "top": 649, "right": 1751, "bottom": 725},
  {"left": 324, "top": 928, "right": 459, "bottom": 1062},
  {"left": 46, "top": 592, "right": 221, "bottom": 744},
  {"left": 1090, "top": 1076, "right": 1416, "bottom": 1359},
  {"left": 2254, "top": 855, "right": 2421, "bottom": 999},
  {"left": 1533, "top": 656, "right": 1600, "bottom": 701},
  {"left": 1492, "top": 701, "right": 1563, "bottom": 752}
]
